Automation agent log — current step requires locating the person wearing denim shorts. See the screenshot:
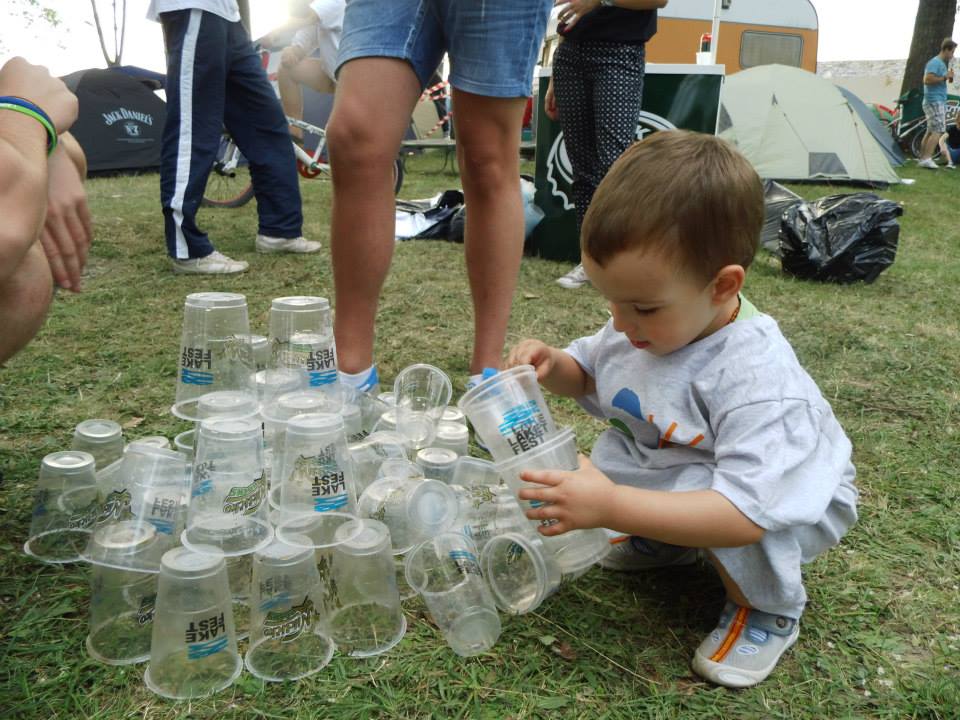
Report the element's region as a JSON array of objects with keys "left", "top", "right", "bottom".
[
  {"left": 325, "top": 0, "right": 553, "bottom": 394},
  {"left": 918, "top": 37, "right": 956, "bottom": 168}
]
